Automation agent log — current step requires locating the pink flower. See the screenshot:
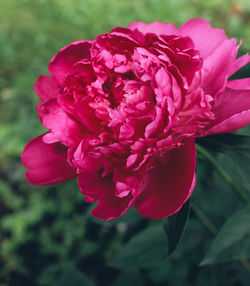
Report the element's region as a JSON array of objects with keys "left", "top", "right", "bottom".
[{"left": 21, "top": 19, "right": 250, "bottom": 220}]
